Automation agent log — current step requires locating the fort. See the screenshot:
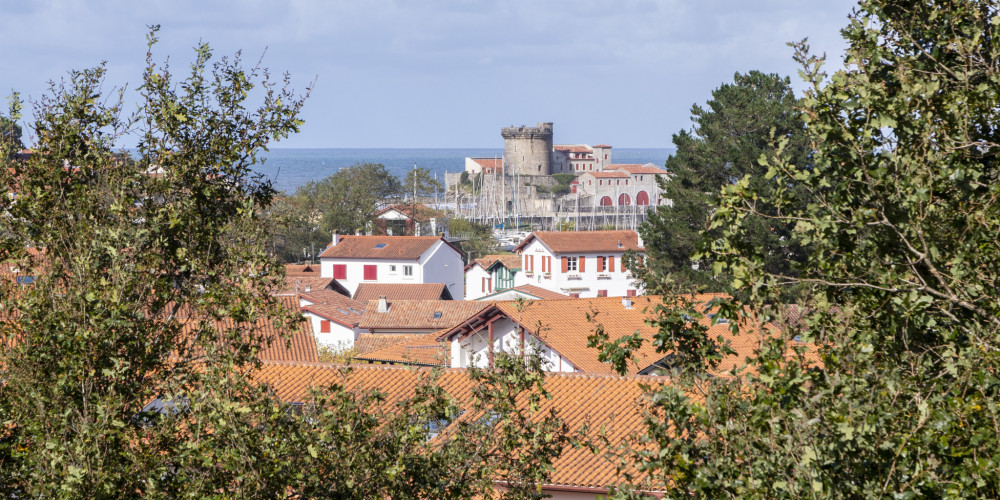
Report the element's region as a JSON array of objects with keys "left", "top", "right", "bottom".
[{"left": 444, "top": 122, "right": 671, "bottom": 232}]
